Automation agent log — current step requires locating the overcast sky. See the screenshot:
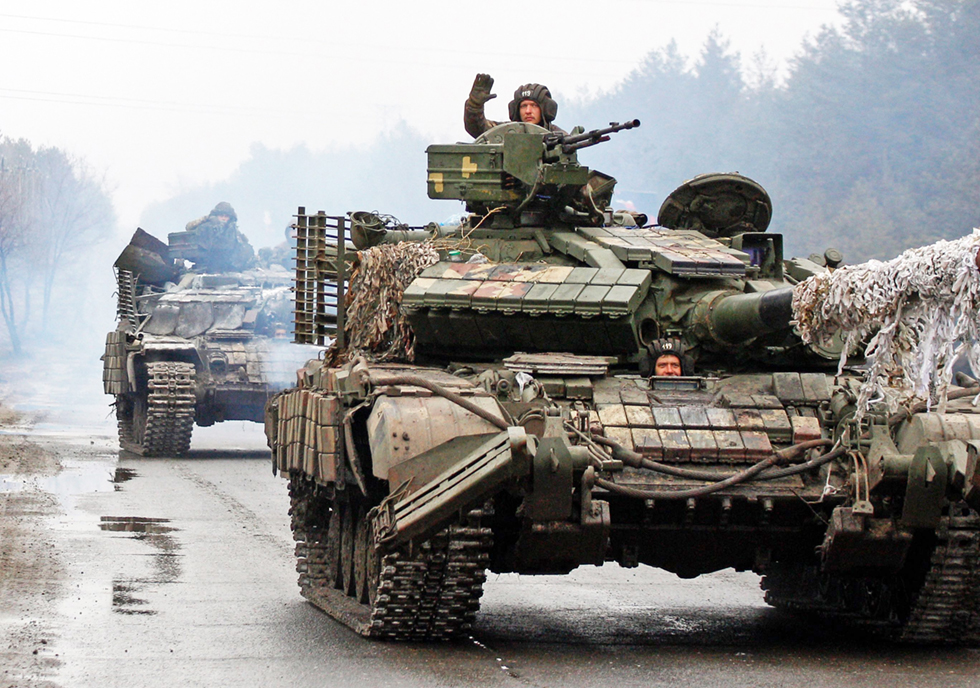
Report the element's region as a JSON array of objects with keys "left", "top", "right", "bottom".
[{"left": 0, "top": 0, "right": 843, "bottom": 232}]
